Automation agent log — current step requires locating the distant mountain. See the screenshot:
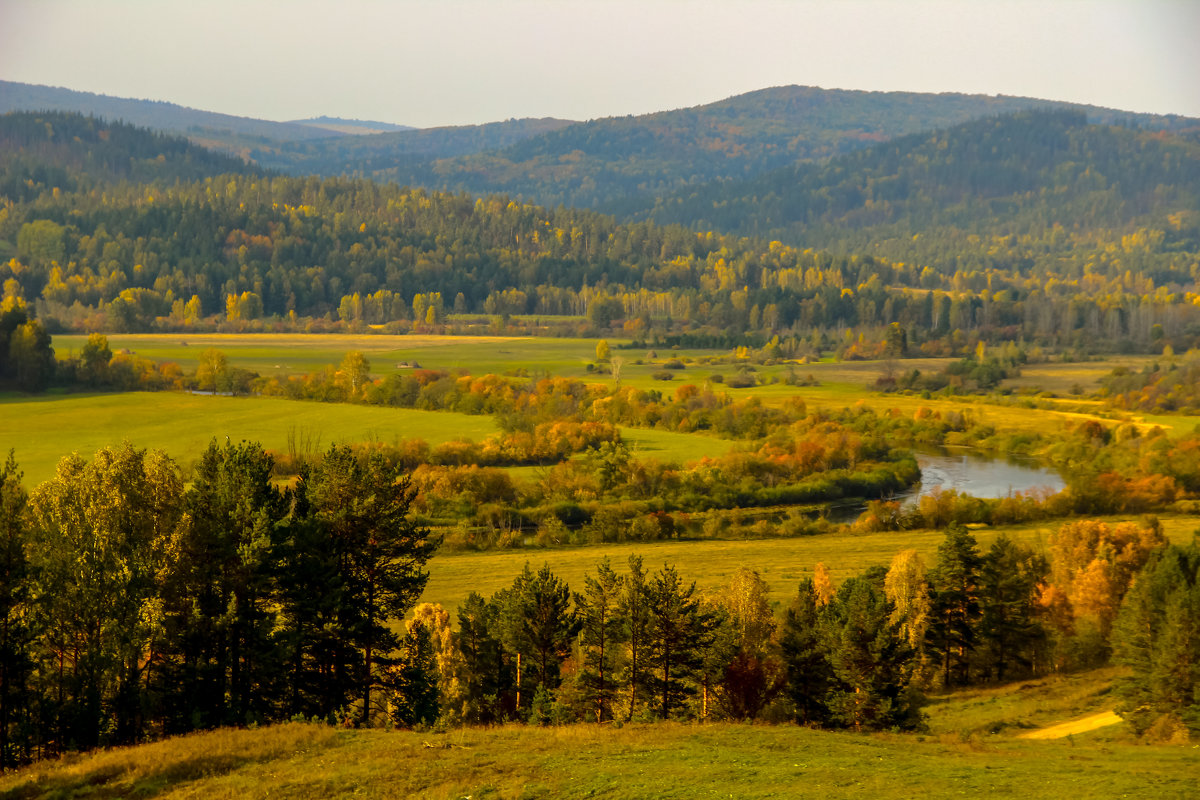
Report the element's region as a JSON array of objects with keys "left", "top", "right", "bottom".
[
  {"left": 643, "top": 109, "right": 1200, "bottom": 277},
  {"left": 288, "top": 116, "right": 417, "bottom": 135},
  {"left": 248, "top": 117, "right": 576, "bottom": 177},
  {"left": 0, "top": 80, "right": 338, "bottom": 148},
  {"left": 255, "top": 86, "right": 1200, "bottom": 212},
  {"left": 0, "top": 110, "right": 259, "bottom": 203}
]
